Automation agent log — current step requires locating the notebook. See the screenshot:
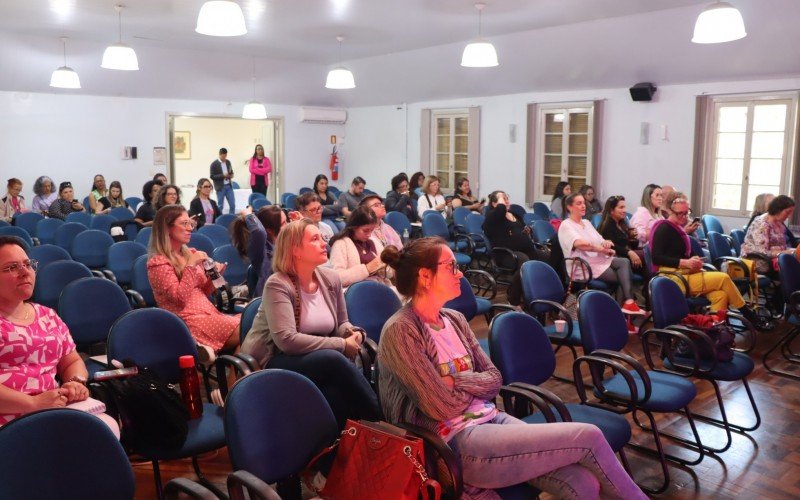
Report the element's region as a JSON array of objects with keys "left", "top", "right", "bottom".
[{"left": 67, "top": 397, "right": 106, "bottom": 415}]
